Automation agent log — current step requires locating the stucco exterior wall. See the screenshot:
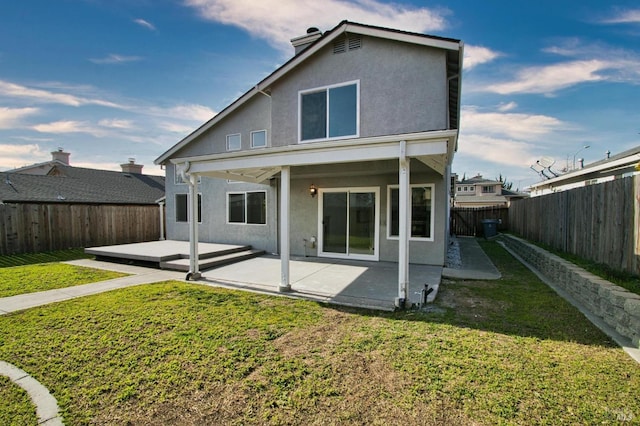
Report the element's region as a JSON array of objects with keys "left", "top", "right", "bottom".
[
  {"left": 165, "top": 162, "right": 278, "bottom": 253},
  {"left": 173, "top": 94, "right": 272, "bottom": 159},
  {"left": 167, "top": 160, "right": 447, "bottom": 266},
  {"left": 270, "top": 36, "right": 448, "bottom": 147}
]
